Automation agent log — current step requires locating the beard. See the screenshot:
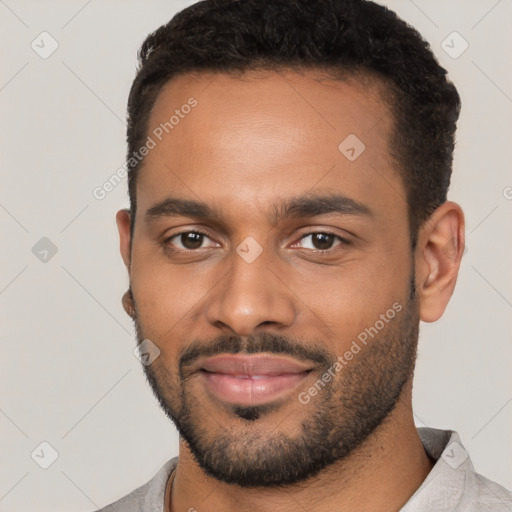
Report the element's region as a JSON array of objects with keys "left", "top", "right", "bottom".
[{"left": 128, "top": 273, "right": 419, "bottom": 488}]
